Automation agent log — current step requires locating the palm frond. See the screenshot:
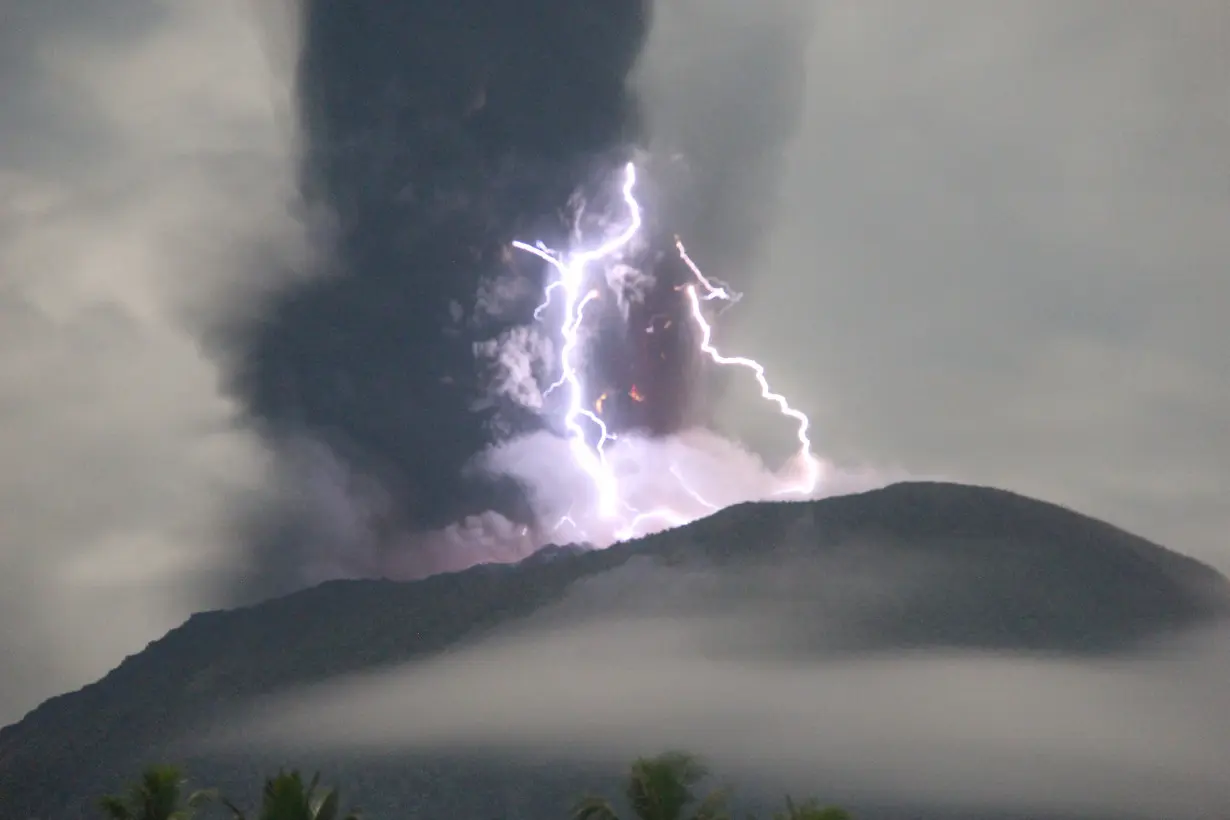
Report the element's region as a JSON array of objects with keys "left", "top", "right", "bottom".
[
  {"left": 626, "top": 751, "right": 709, "bottom": 820},
  {"left": 774, "top": 796, "right": 850, "bottom": 820},
  {"left": 690, "top": 788, "right": 730, "bottom": 820},
  {"left": 312, "top": 787, "right": 339, "bottom": 820},
  {"left": 186, "top": 789, "right": 218, "bottom": 810},
  {"left": 218, "top": 793, "right": 249, "bottom": 820},
  {"left": 98, "top": 794, "right": 134, "bottom": 820},
  {"left": 572, "top": 794, "right": 620, "bottom": 820}
]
